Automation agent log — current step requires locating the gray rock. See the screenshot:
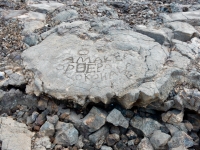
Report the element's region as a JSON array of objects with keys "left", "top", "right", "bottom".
[
  {"left": 106, "top": 109, "right": 129, "bottom": 128},
  {"left": 22, "top": 21, "right": 168, "bottom": 108},
  {"left": 101, "top": 145, "right": 113, "bottom": 150},
  {"left": 168, "top": 131, "right": 194, "bottom": 149},
  {"left": 135, "top": 25, "right": 170, "bottom": 45},
  {"left": 34, "top": 136, "right": 51, "bottom": 149},
  {"left": 165, "top": 124, "right": 180, "bottom": 136},
  {"left": 150, "top": 130, "right": 171, "bottom": 149},
  {"left": 178, "top": 88, "right": 200, "bottom": 114},
  {"left": 82, "top": 106, "right": 107, "bottom": 132},
  {"left": 47, "top": 115, "right": 59, "bottom": 125},
  {"left": 23, "top": 33, "right": 38, "bottom": 46},
  {"left": 137, "top": 137, "right": 154, "bottom": 150},
  {"left": 162, "top": 109, "right": 184, "bottom": 124},
  {"left": 106, "top": 134, "right": 120, "bottom": 146},
  {"left": 168, "top": 51, "right": 190, "bottom": 69},
  {"left": 53, "top": 10, "right": 78, "bottom": 22},
  {"left": 170, "top": 145, "right": 188, "bottom": 150},
  {"left": 0, "top": 72, "right": 5, "bottom": 80},
  {"left": 160, "top": 10, "right": 200, "bottom": 26},
  {"left": 89, "top": 126, "right": 109, "bottom": 144},
  {"left": 0, "top": 117, "right": 34, "bottom": 150},
  {"left": 130, "top": 116, "right": 162, "bottom": 137},
  {"left": 39, "top": 121, "right": 55, "bottom": 137},
  {"left": 75, "top": 135, "right": 84, "bottom": 149},
  {"left": 97, "top": 5, "right": 118, "bottom": 19},
  {"left": 54, "top": 121, "right": 78, "bottom": 146},
  {"left": 165, "top": 21, "right": 199, "bottom": 42},
  {"left": 28, "top": 1, "right": 65, "bottom": 13}
]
